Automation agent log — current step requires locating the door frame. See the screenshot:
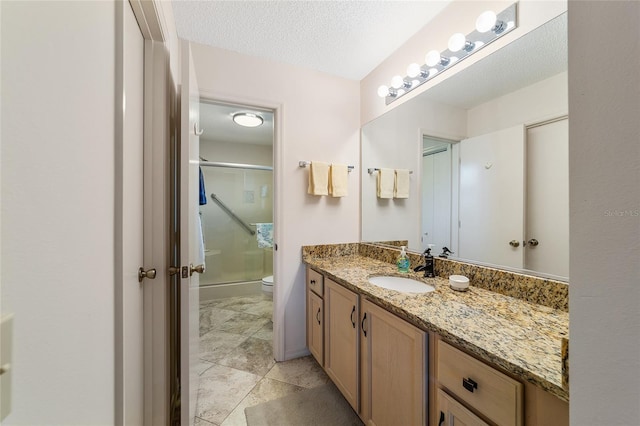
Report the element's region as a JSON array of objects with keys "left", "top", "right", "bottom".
[
  {"left": 198, "top": 89, "right": 285, "bottom": 361},
  {"left": 123, "top": 1, "right": 173, "bottom": 425}
]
